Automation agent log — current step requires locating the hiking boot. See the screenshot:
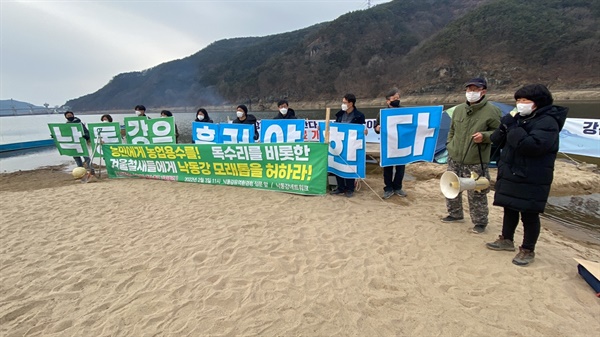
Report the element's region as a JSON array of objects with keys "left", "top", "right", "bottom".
[
  {"left": 512, "top": 247, "right": 535, "bottom": 266},
  {"left": 383, "top": 190, "right": 394, "bottom": 199},
  {"left": 394, "top": 189, "right": 407, "bottom": 197},
  {"left": 441, "top": 215, "right": 464, "bottom": 223},
  {"left": 470, "top": 225, "right": 486, "bottom": 234},
  {"left": 330, "top": 188, "right": 345, "bottom": 195},
  {"left": 486, "top": 235, "right": 516, "bottom": 251},
  {"left": 345, "top": 191, "right": 354, "bottom": 198}
]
